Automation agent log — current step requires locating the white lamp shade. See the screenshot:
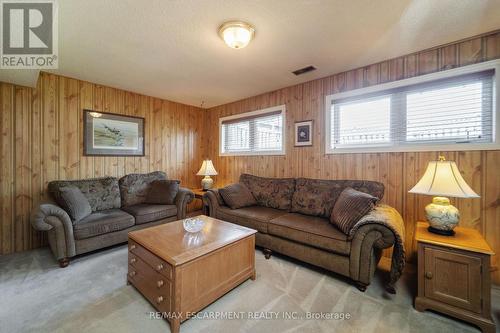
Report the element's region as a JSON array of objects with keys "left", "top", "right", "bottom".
[
  {"left": 409, "top": 159, "right": 479, "bottom": 198},
  {"left": 196, "top": 160, "right": 218, "bottom": 176}
]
